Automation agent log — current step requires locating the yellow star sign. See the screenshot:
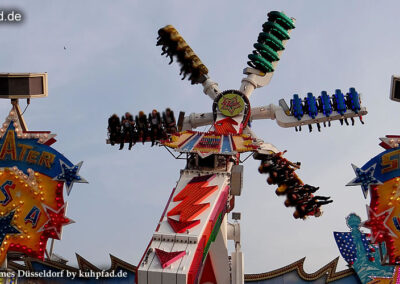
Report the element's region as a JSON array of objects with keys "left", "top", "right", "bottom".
[{"left": 218, "top": 93, "right": 245, "bottom": 117}]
